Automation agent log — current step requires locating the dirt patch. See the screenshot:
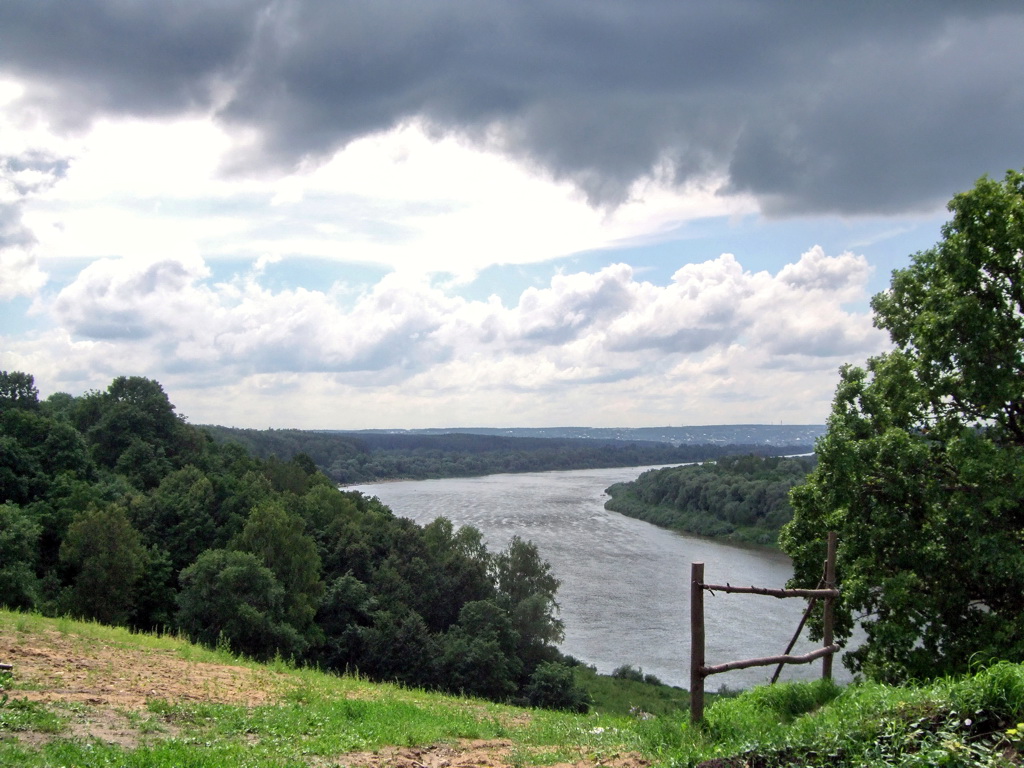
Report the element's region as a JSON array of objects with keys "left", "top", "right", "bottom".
[
  {"left": 336, "top": 739, "right": 517, "bottom": 768},
  {"left": 0, "top": 624, "right": 290, "bottom": 751},
  {"left": 337, "top": 740, "right": 652, "bottom": 768},
  {"left": 0, "top": 626, "right": 652, "bottom": 767},
  {"left": 1, "top": 626, "right": 287, "bottom": 711}
]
